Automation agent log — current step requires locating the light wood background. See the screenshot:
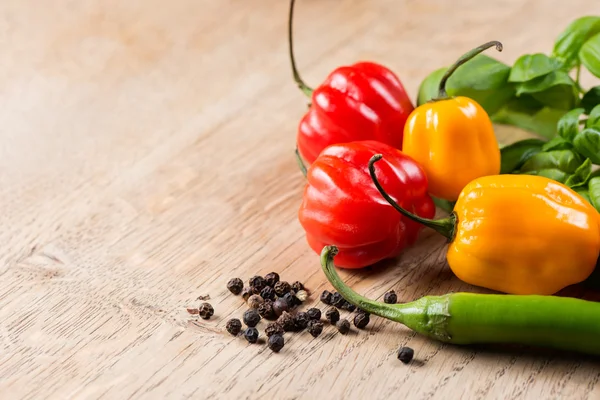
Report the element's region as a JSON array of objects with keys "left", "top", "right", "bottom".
[{"left": 1, "top": 0, "right": 600, "bottom": 399}]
